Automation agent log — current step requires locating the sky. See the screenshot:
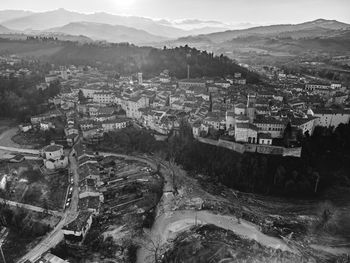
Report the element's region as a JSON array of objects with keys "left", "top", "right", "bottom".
[{"left": 1, "top": 0, "right": 350, "bottom": 24}]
